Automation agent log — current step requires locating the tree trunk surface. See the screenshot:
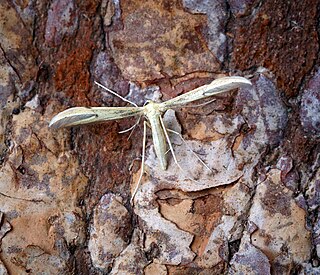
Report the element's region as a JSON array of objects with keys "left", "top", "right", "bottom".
[{"left": 0, "top": 0, "right": 319, "bottom": 274}]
